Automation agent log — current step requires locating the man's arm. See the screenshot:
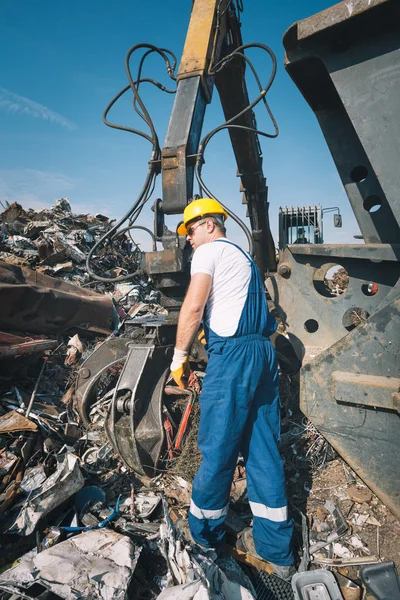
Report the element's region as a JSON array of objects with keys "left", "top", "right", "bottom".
[{"left": 175, "top": 272, "right": 212, "bottom": 351}]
